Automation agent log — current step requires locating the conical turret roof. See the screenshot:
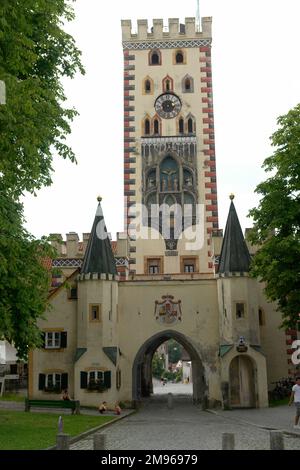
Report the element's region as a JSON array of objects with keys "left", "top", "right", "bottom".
[
  {"left": 81, "top": 198, "right": 117, "bottom": 276},
  {"left": 218, "top": 197, "right": 251, "bottom": 274}
]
